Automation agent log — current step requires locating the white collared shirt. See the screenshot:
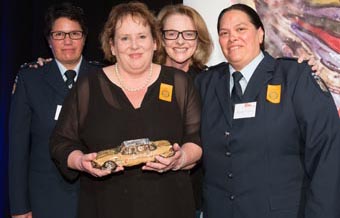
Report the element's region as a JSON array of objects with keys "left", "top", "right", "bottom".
[
  {"left": 229, "top": 52, "right": 264, "bottom": 94},
  {"left": 56, "top": 56, "right": 83, "bottom": 82}
]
